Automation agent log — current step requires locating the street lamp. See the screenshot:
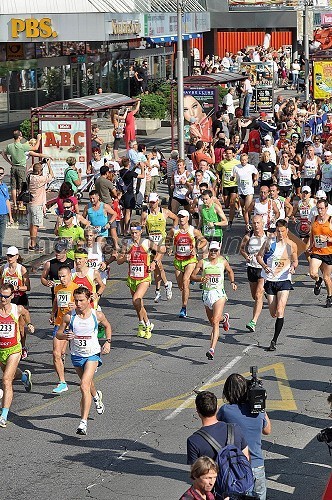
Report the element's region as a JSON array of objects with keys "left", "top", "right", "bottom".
[
  {"left": 303, "top": 0, "right": 313, "bottom": 101},
  {"left": 177, "top": 0, "right": 185, "bottom": 158}
]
